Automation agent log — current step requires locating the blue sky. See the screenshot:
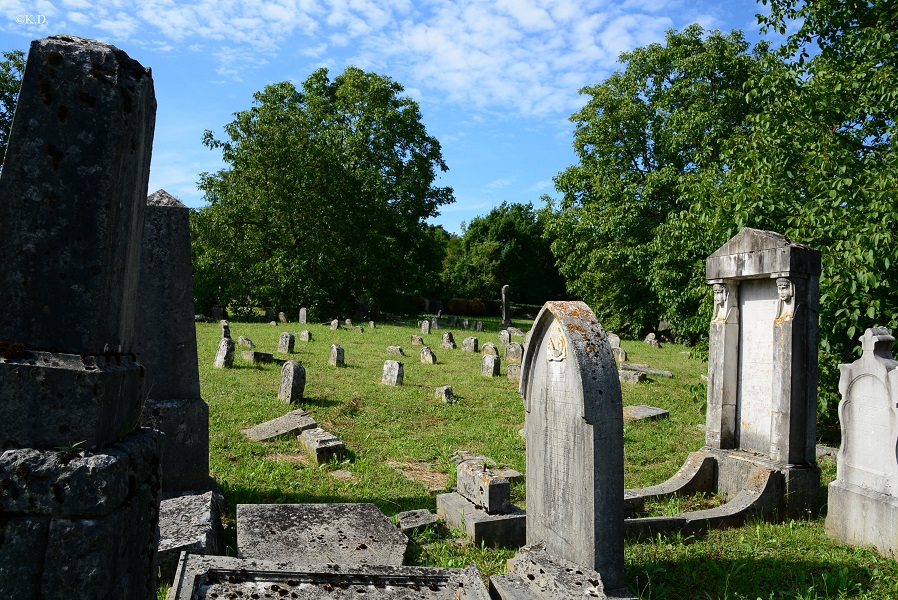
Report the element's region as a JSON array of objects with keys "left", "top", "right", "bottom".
[{"left": 1, "top": 0, "right": 776, "bottom": 234}]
